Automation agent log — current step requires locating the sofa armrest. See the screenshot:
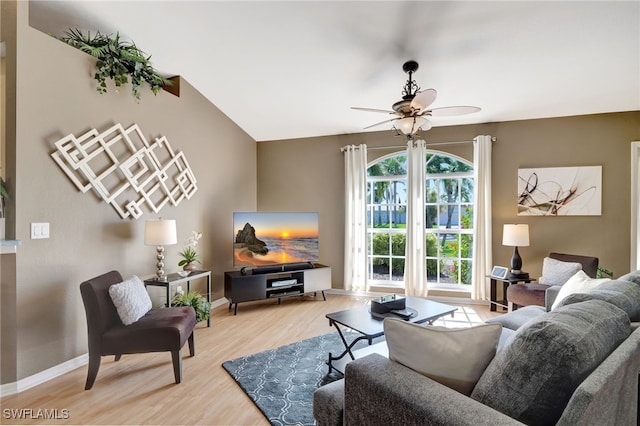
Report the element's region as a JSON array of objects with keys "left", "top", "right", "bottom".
[
  {"left": 344, "top": 354, "right": 524, "bottom": 426},
  {"left": 545, "top": 285, "right": 562, "bottom": 310}
]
